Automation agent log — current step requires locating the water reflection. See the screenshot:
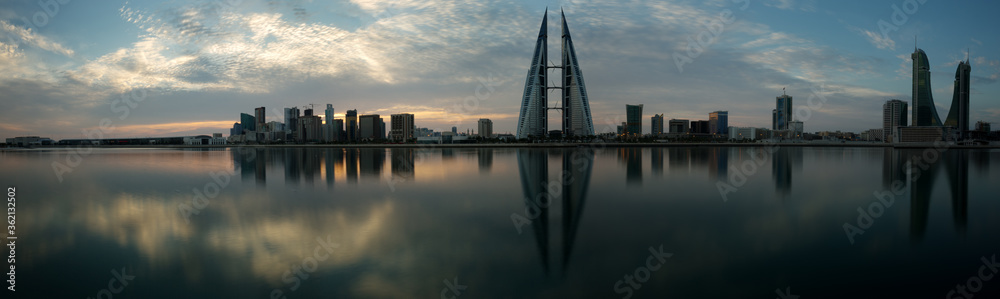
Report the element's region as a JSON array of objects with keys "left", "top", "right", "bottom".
[
  {"left": 517, "top": 148, "right": 594, "bottom": 277},
  {"left": 901, "top": 149, "right": 969, "bottom": 241},
  {"left": 4, "top": 146, "right": 997, "bottom": 298}
]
